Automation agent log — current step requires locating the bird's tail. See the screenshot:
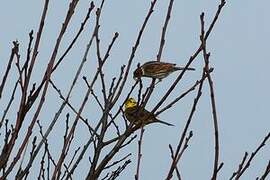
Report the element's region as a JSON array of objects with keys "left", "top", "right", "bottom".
[
  {"left": 173, "top": 67, "right": 195, "bottom": 71},
  {"left": 155, "top": 120, "right": 174, "bottom": 126}
]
